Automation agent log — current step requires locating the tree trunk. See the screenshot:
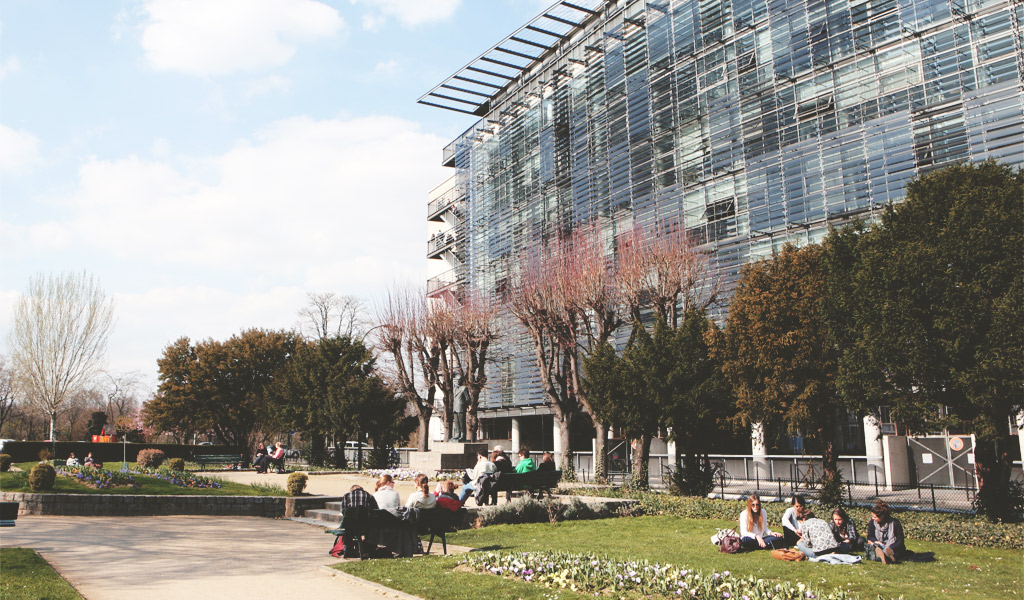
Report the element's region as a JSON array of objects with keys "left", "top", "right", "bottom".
[
  {"left": 555, "top": 410, "right": 575, "bottom": 480},
  {"left": 593, "top": 420, "right": 608, "bottom": 483},
  {"left": 631, "top": 433, "right": 651, "bottom": 489},
  {"left": 416, "top": 410, "right": 431, "bottom": 452},
  {"left": 334, "top": 434, "right": 348, "bottom": 468},
  {"left": 974, "top": 439, "right": 1012, "bottom": 521},
  {"left": 49, "top": 411, "right": 56, "bottom": 441},
  {"left": 466, "top": 409, "right": 478, "bottom": 442}
]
